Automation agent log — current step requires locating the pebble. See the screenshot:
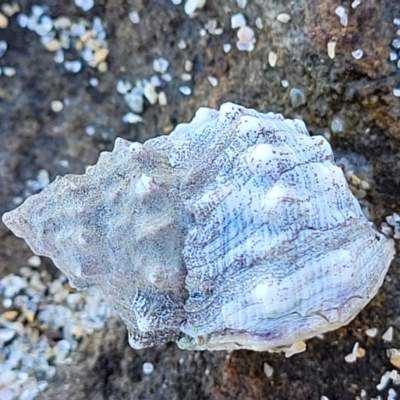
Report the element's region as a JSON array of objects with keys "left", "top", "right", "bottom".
[
  {"left": 2, "top": 311, "right": 19, "bottom": 321},
  {"left": 237, "top": 26, "right": 254, "bottom": 44},
  {"left": 366, "top": 327, "right": 378, "bottom": 338},
  {"left": 54, "top": 16, "right": 71, "bottom": 30},
  {"left": 1, "top": 3, "right": 19, "bottom": 17},
  {"left": 0, "top": 12, "right": 9, "bottom": 29},
  {"left": 142, "top": 362, "right": 154, "bottom": 375},
  {"left": 383, "top": 326, "right": 394, "bottom": 342},
  {"left": 223, "top": 43, "right": 232, "bottom": 53},
  {"left": 50, "top": 100, "right": 64, "bottom": 112},
  {"left": 268, "top": 51, "right": 278, "bottom": 67},
  {"left": 207, "top": 76, "right": 218, "bottom": 87},
  {"left": 44, "top": 39, "right": 62, "bottom": 52},
  {"left": 17, "top": 13, "right": 29, "bottom": 28},
  {"left": 129, "top": 11, "right": 140, "bottom": 24},
  {"left": 327, "top": 41, "right": 336, "bottom": 59},
  {"left": 276, "top": 13, "right": 291, "bottom": 23},
  {"left": 179, "top": 85, "right": 192, "bottom": 96},
  {"left": 97, "top": 61, "right": 108, "bottom": 72},
  {"left": 231, "top": 13, "right": 246, "bottom": 29},
  {"left": 153, "top": 57, "right": 169, "bottom": 73},
  {"left": 376, "top": 372, "right": 391, "bottom": 391},
  {"left": 143, "top": 82, "right": 158, "bottom": 104},
  {"left": 53, "top": 50, "right": 64, "bottom": 63},
  {"left": 236, "top": 0, "right": 247, "bottom": 8},
  {"left": 85, "top": 125, "right": 95, "bottom": 136},
  {"left": 263, "top": 362, "right": 274, "bottom": 378},
  {"left": 237, "top": 26, "right": 255, "bottom": 51},
  {"left": 387, "top": 349, "right": 400, "bottom": 369},
  {"left": 351, "top": 49, "right": 364, "bottom": 60},
  {"left": 3, "top": 67, "right": 17, "bottom": 78},
  {"left": 74, "top": 0, "right": 94, "bottom": 12},
  {"left": 181, "top": 72, "right": 192, "bottom": 81},
  {"left": 178, "top": 39, "right": 187, "bottom": 49},
  {"left": 94, "top": 48, "right": 109, "bottom": 64},
  {"left": 330, "top": 116, "right": 345, "bottom": 133},
  {"left": 0, "top": 40, "right": 7, "bottom": 58},
  {"left": 27, "top": 256, "right": 41, "bottom": 268},
  {"left": 290, "top": 87, "right": 307, "bottom": 108},
  {"left": 64, "top": 60, "right": 82, "bottom": 73},
  {"left": 158, "top": 91, "right": 167, "bottom": 106},
  {"left": 255, "top": 17, "right": 263, "bottom": 29},
  {"left": 335, "top": 6, "right": 348, "bottom": 27},
  {"left": 122, "top": 112, "right": 143, "bottom": 124},
  {"left": 116, "top": 79, "right": 133, "bottom": 95},
  {"left": 124, "top": 88, "right": 144, "bottom": 113},
  {"left": 393, "top": 39, "right": 400, "bottom": 49},
  {"left": 184, "top": 0, "right": 206, "bottom": 15}
]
